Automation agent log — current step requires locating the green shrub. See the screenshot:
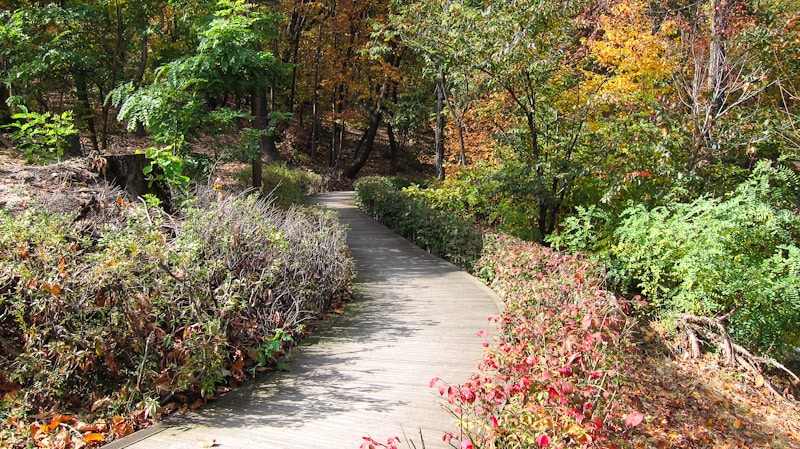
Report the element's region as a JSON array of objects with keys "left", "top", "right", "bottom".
[
  {"left": 404, "top": 165, "right": 497, "bottom": 224},
  {"left": 611, "top": 161, "right": 800, "bottom": 356},
  {"left": 0, "top": 188, "right": 351, "bottom": 420},
  {"left": 263, "top": 163, "right": 324, "bottom": 208},
  {"left": 354, "top": 176, "right": 483, "bottom": 270},
  {"left": 235, "top": 163, "right": 323, "bottom": 208},
  {"left": 547, "top": 205, "right": 614, "bottom": 255},
  {"left": 3, "top": 109, "right": 78, "bottom": 164}
]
